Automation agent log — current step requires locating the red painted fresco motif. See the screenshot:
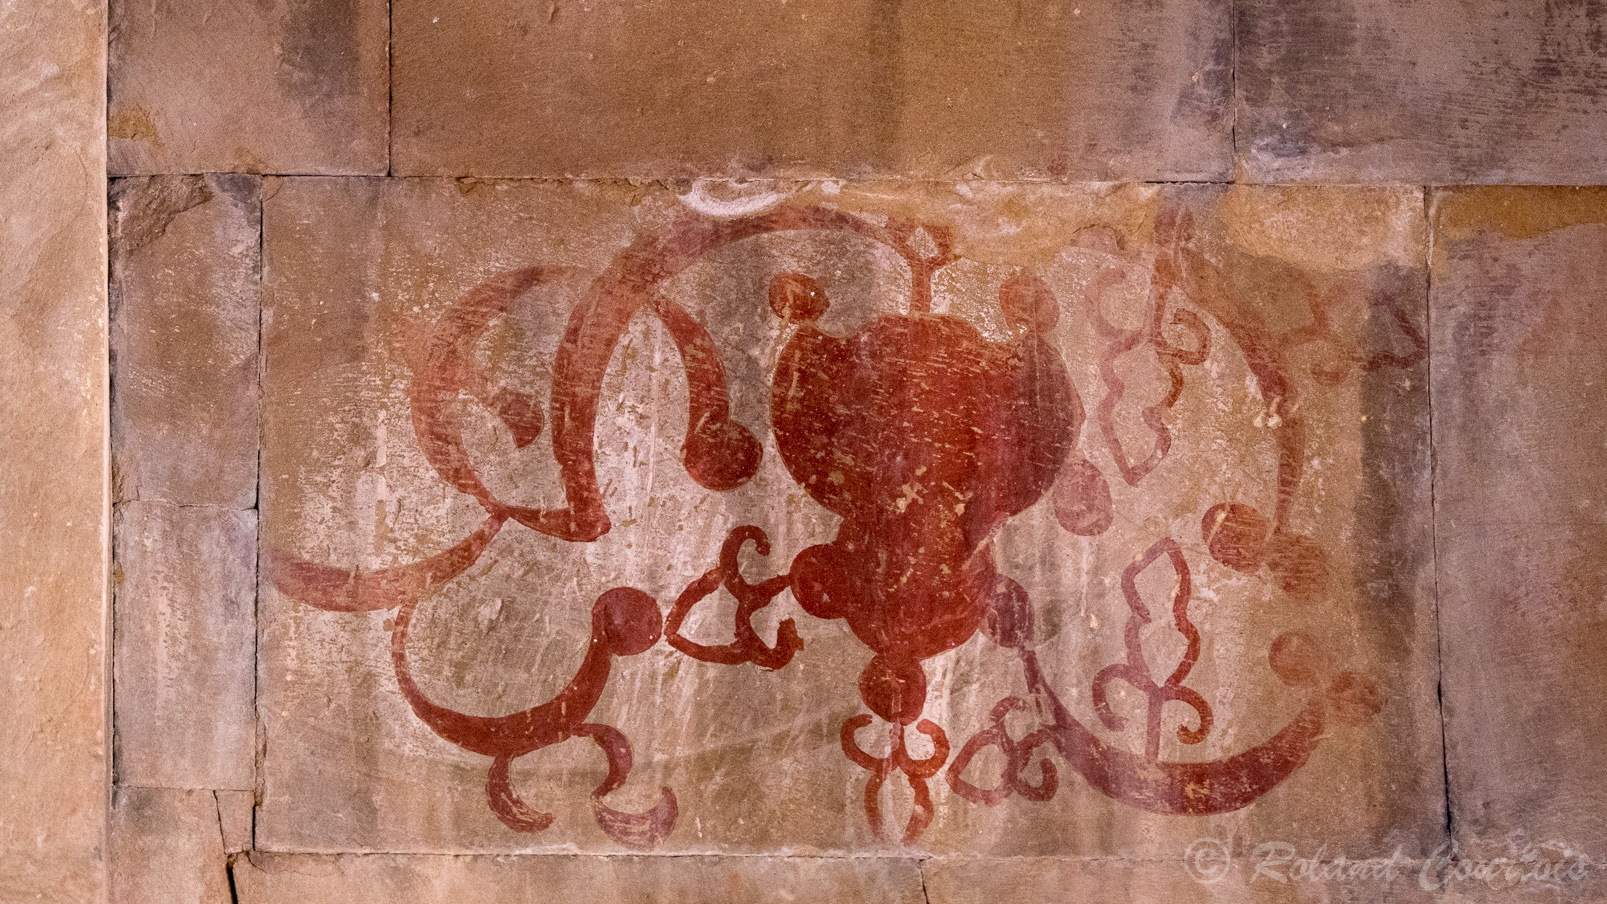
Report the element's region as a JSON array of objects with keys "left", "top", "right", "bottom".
[{"left": 268, "top": 203, "right": 1418, "bottom": 846}]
